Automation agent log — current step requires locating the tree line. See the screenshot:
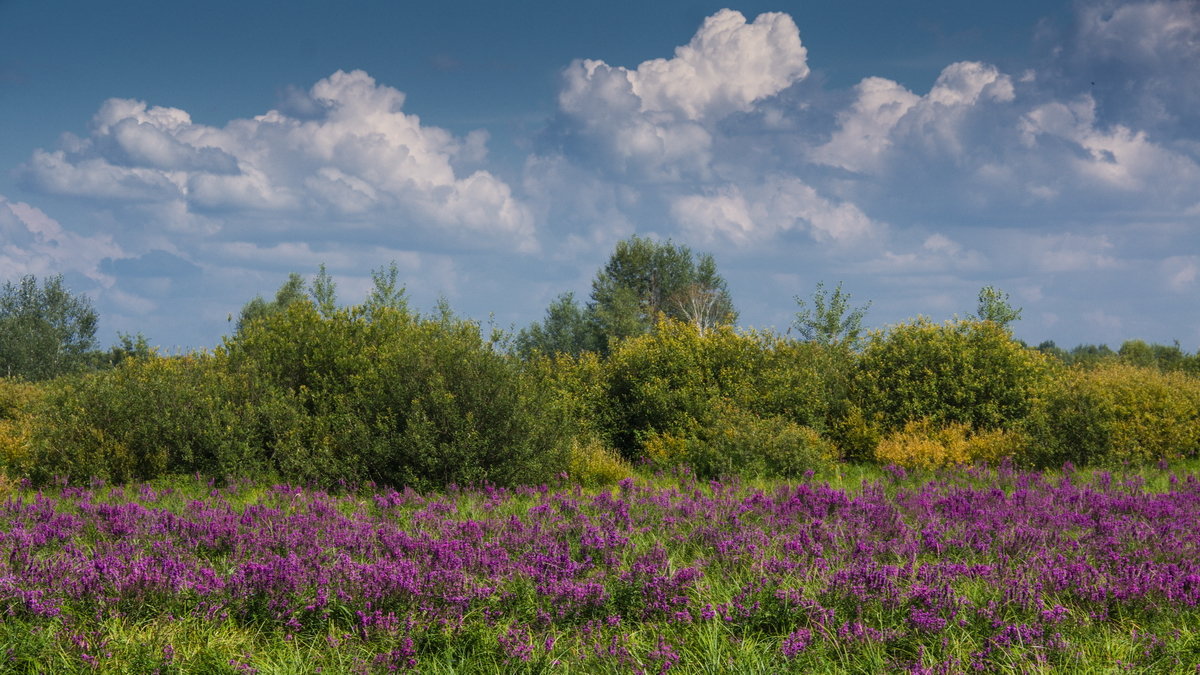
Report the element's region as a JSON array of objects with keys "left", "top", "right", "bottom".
[{"left": 2, "top": 236, "right": 1199, "bottom": 489}]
